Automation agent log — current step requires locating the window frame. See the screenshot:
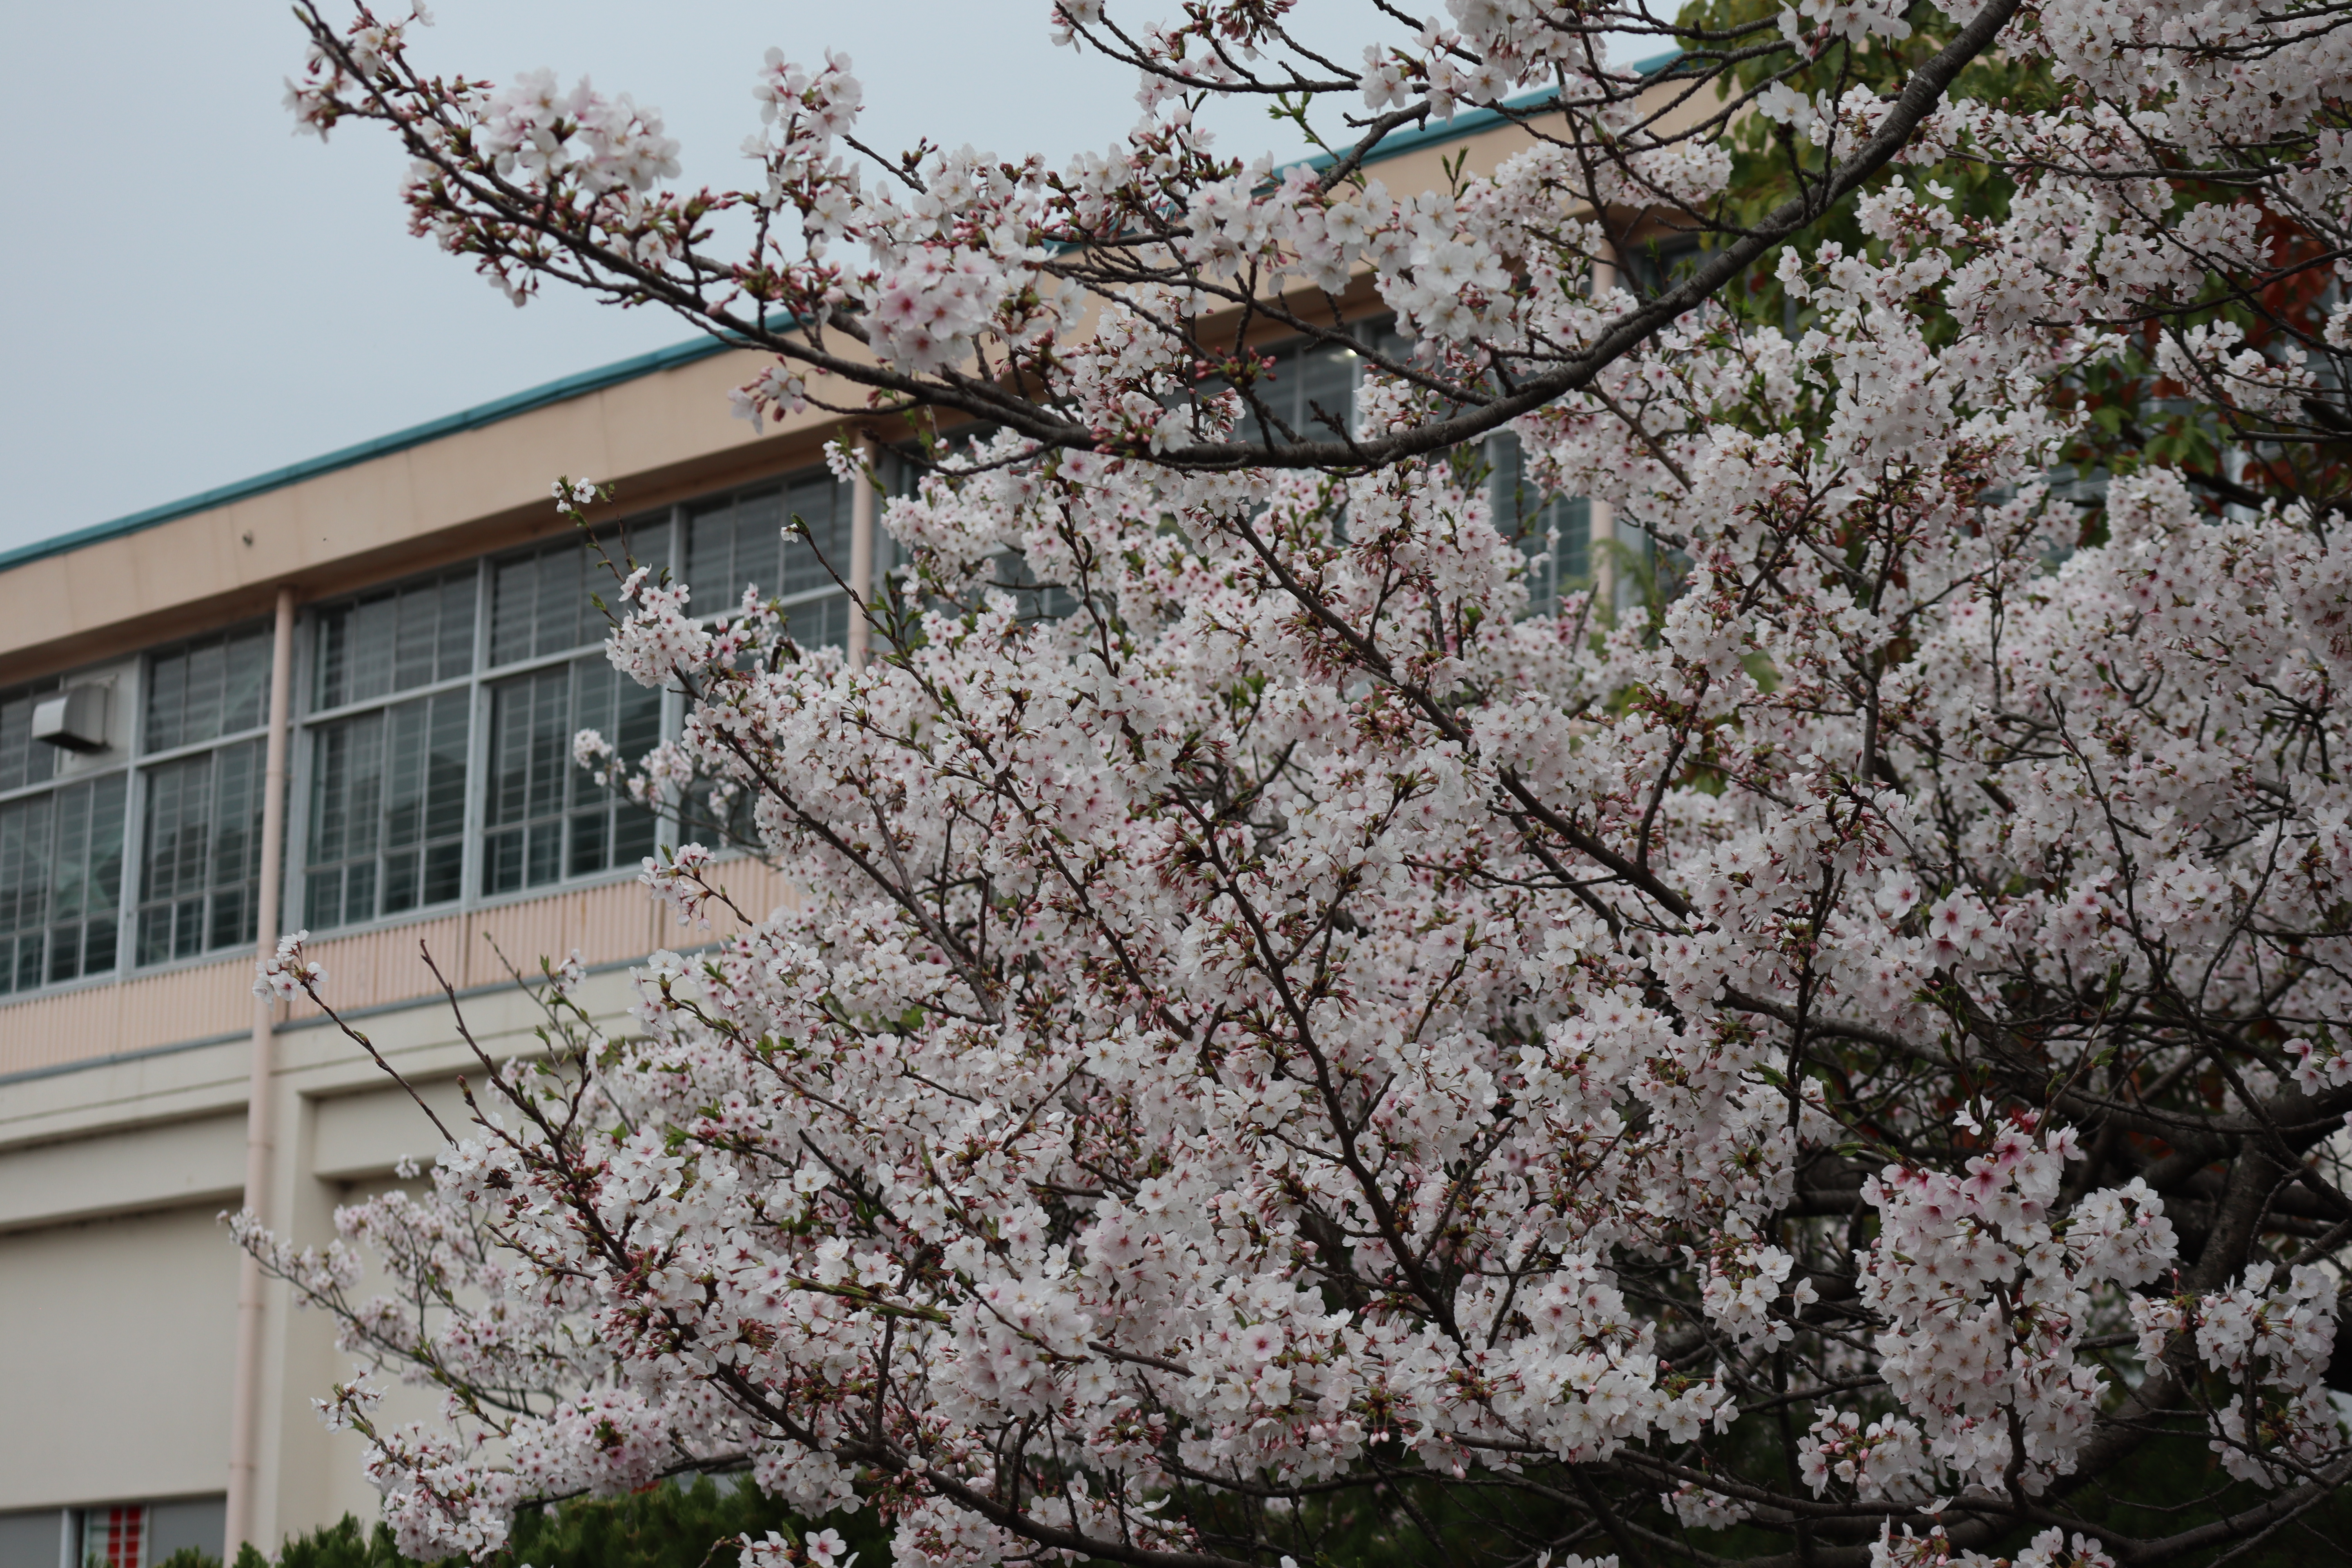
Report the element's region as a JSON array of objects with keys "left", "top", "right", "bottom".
[
  {"left": 0, "top": 755, "right": 129, "bottom": 996},
  {"left": 124, "top": 624, "right": 277, "bottom": 980}
]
